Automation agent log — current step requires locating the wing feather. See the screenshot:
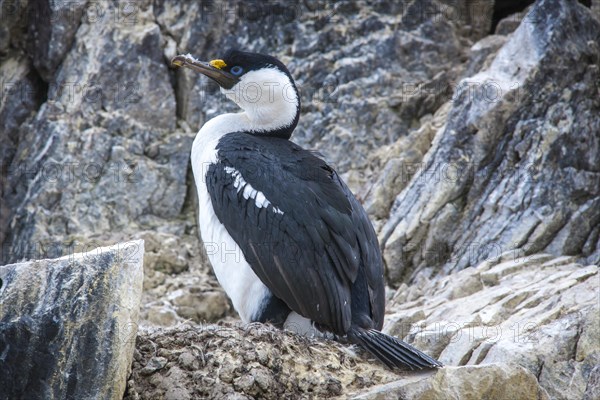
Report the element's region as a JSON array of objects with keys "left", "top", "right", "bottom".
[{"left": 206, "top": 132, "right": 382, "bottom": 334}]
